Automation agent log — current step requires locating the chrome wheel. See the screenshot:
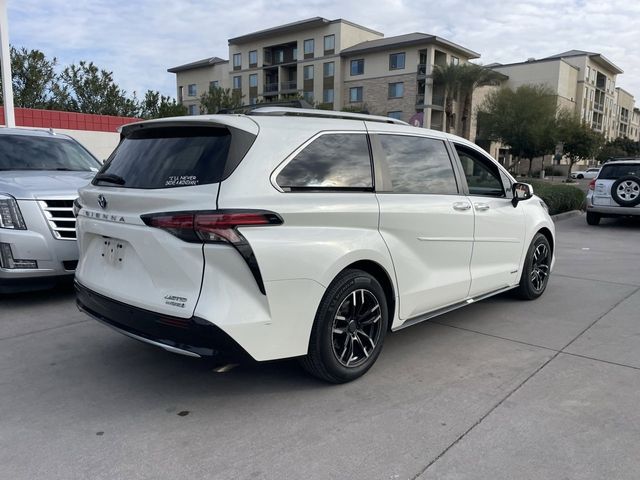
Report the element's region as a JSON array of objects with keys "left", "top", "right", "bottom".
[
  {"left": 616, "top": 180, "right": 640, "bottom": 202},
  {"left": 530, "top": 243, "right": 550, "bottom": 292},
  {"left": 331, "top": 289, "right": 382, "bottom": 368}
]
